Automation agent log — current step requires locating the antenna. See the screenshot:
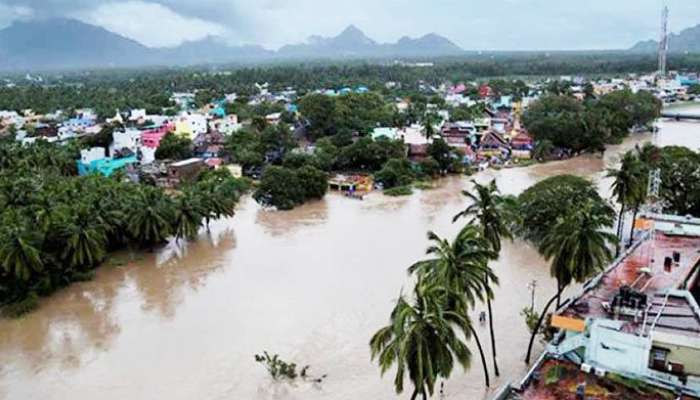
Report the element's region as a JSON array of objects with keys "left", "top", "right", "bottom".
[{"left": 658, "top": 5, "right": 669, "bottom": 76}]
